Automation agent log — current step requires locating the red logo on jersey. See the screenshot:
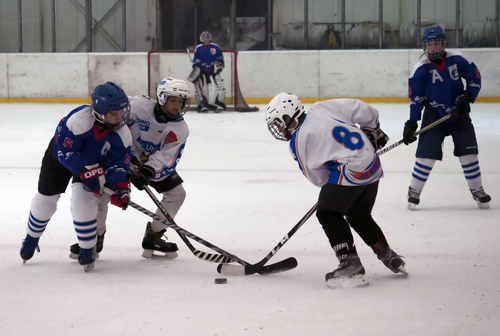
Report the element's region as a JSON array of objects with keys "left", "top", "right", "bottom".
[
  {"left": 475, "top": 68, "right": 481, "bottom": 78},
  {"left": 408, "top": 85, "right": 412, "bottom": 96},
  {"left": 124, "top": 154, "right": 130, "bottom": 164},
  {"left": 165, "top": 131, "right": 178, "bottom": 144},
  {"left": 63, "top": 137, "right": 73, "bottom": 148}
]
